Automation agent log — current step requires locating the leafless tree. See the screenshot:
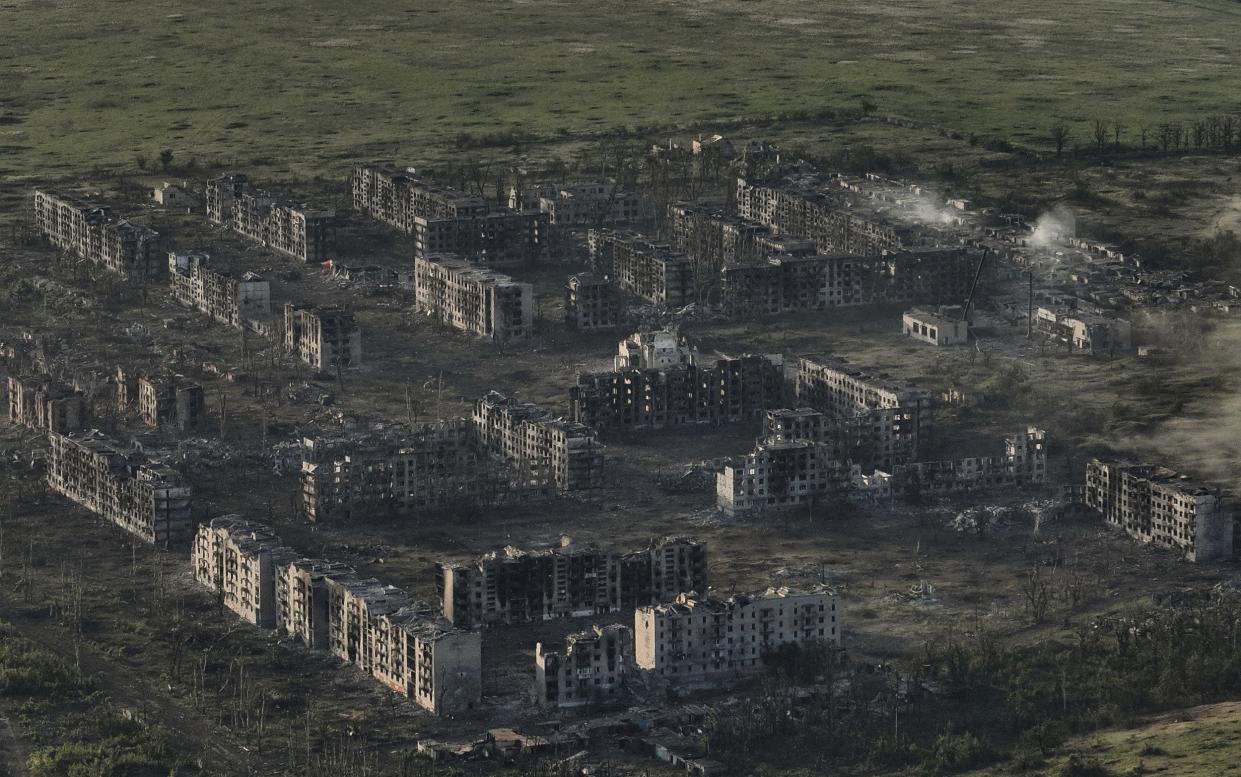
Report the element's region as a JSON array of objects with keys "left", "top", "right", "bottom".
[
  {"left": 1093, "top": 119, "right": 1109, "bottom": 153},
  {"left": 1050, "top": 124, "right": 1071, "bottom": 156}
]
